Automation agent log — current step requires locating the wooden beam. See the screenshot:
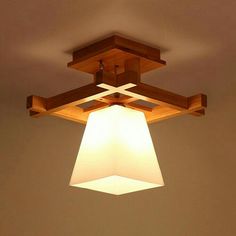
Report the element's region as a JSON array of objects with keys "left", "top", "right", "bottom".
[
  {"left": 27, "top": 79, "right": 207, "bottom": 125},
  {"left": 28, "top": 94, "right": 206, "bottom": 124},
  {"left": 27, "top": 83, "right": 113, "bottom": 117},
  {"left": 29, "top": 101, "right": 109, "bottom": 124},
  {"left": 125, "top": 102, "right": 153, "bottom": 118},
  {"left": 117, "top": 96, "right": 138, "bottom": 104},
  {"left": 96, "top": 83, "right": 137, "bottom": 91},
  {"left": 125, "top": 58, "right": 140, "bottom": 74},
  {"left": 96, "top": 95, "right": 116, "bottom": 104},
  {"left": 27, "top": 83, "right": 137, "bottom": 119},
  {"left": 94, "top": 71, "right": 116, "bottom": 87},
  {"left": 82, "top": 101, "right": 109, "bottom": 113},
  {"left": 126, "top": 103, "right": 153, "bottom": 112},
  {"left": 96, "top": 95, "right": 138, "bottom": 104},
  {"left": 28, "top": 106, "right": 87, "bottom": 122},
  {"left": 94, "top": 57, "right": 141, "bottom": 88},
  {"left": 52, "top": 107, "right": 87, "bottom": 124},
  {"left": 122, "top": 83, "right": 188, "bottom": 110},
  {"left": 147, "top": 94, "right": 207, "bottom": 123},
  {"left": 94, "top": 70, "right": 139, "bottom": 88},
  {"left": 52, "top": 101, "right": 109, "bottom": 123},
  {"left": 46, "top": 83, "right": 110, "bottom": 111}
]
